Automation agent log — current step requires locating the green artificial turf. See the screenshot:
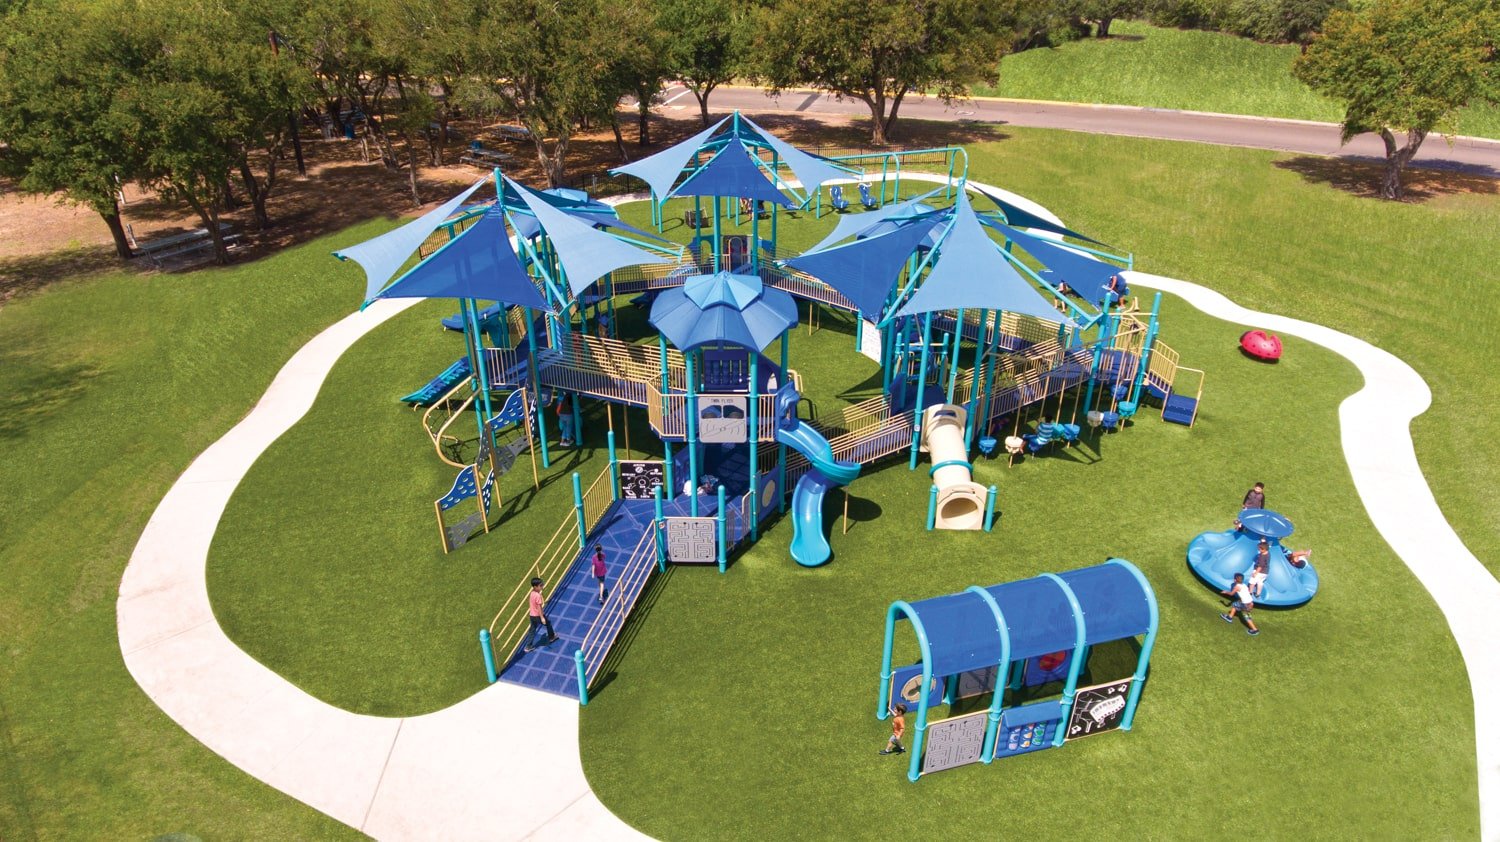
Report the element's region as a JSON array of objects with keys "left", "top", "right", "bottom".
[
  {"left": 980, "top": 19, "right": 1500, "bottom": 140},
  {"left": 0, "top": 231, "right": 381, "bottom": 837}
]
